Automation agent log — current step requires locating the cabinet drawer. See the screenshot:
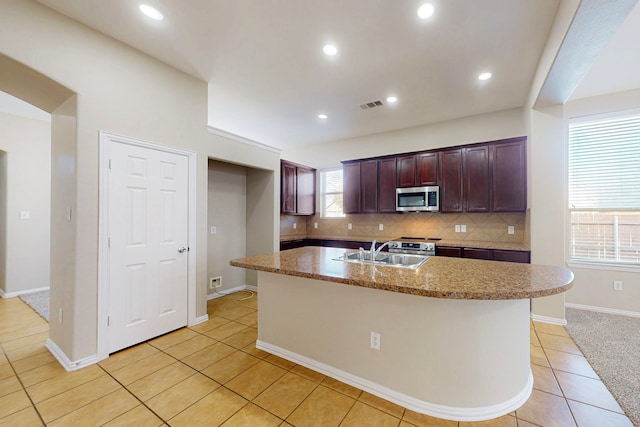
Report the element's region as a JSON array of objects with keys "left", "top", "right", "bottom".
[
  {"left": 436, "top": 246, "right": 462, "bottom": 257},
  {"left": 493, "top": 250, "right": 530, "bottom": 264},
  {"left": 463, "top": 248, "right": 492, "bottom": 260}
]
